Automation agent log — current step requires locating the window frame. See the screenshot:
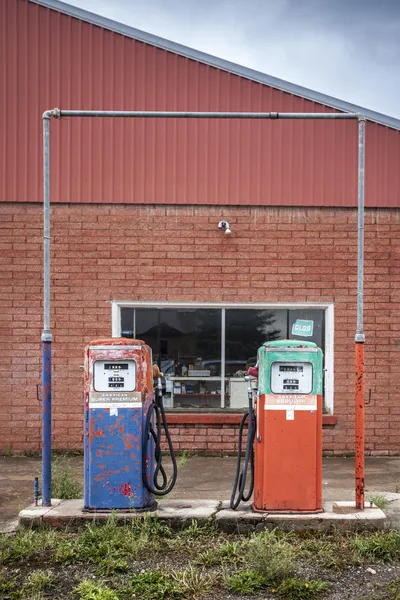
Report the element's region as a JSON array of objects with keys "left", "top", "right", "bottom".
[{"left": 112, "top": 301, "right": 334, "bottom": 413}]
